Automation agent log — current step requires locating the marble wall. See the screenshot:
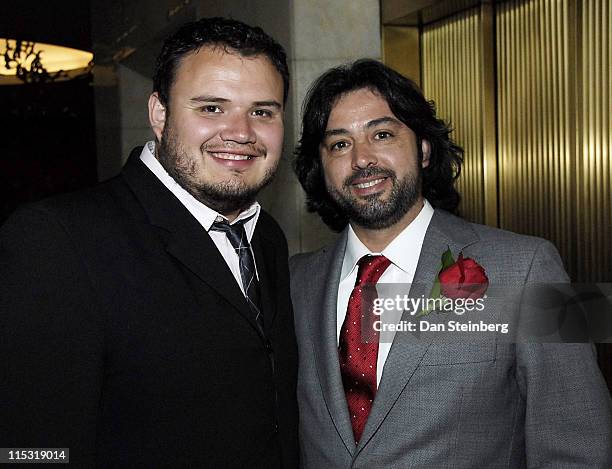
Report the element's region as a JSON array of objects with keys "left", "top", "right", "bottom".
[{"left": 283, "top": 0, "right": 382, "bottom": 254}]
